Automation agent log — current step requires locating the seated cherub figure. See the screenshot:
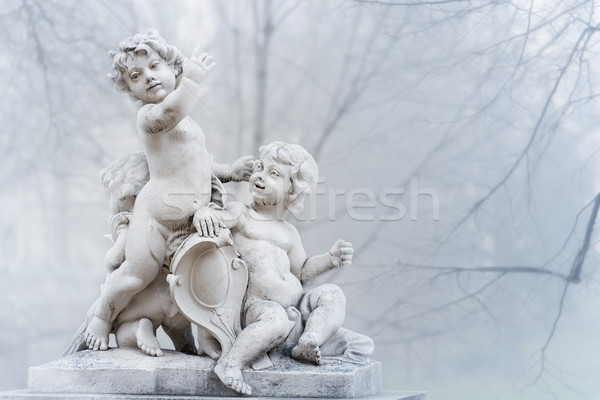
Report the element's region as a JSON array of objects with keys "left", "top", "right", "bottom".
[{"left": 194, "top": 141, "right": 373, "bottom": 395}]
